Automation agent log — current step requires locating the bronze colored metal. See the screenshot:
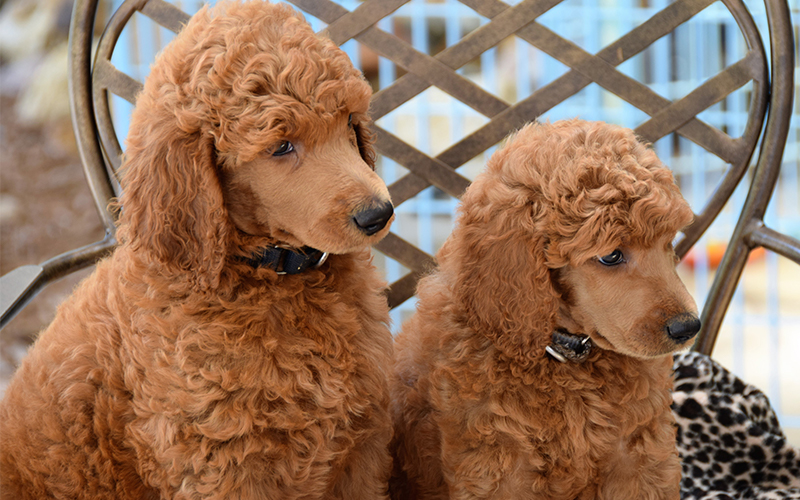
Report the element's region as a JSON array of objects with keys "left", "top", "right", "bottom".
[
  {"left": 693, "top": 0, "right": 796, "bottom": 354},
  {"left": 0, "top": 239, "right": 116, "bottom": 330},
  {"left": 70, "top": 0, "right": 118, "bottom": 227},
  {"left": 373, "top": 127, "right": 471, "bottom": 200}
]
